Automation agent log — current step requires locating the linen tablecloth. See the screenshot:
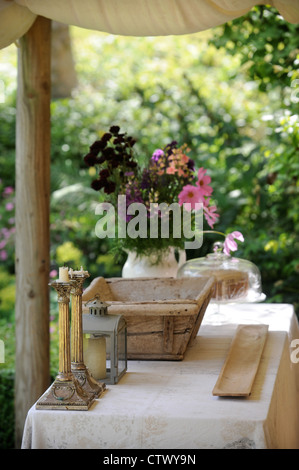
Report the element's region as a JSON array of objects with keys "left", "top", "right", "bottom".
[{"left": 21, "top": 303, "right": 299, "bottom": 449}]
